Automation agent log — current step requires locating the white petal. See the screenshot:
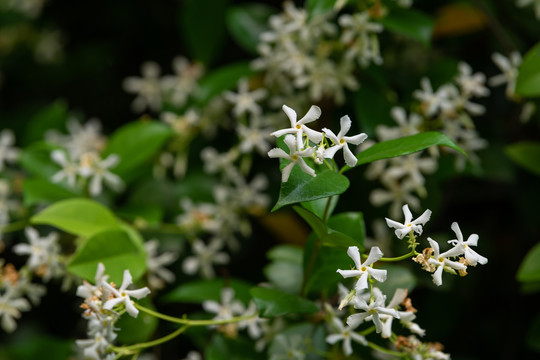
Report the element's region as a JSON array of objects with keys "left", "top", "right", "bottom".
[
  {"left": 427, "top": 238, "right": 440, "bottom": 258},
  {"left": 270, "top": 128, "right": 295, "bottom": 138},
  {"left": 298, "top": 105, "right": 321, "bottom": 125},
  {"left": 302, "top": 125, "right": 323, "bottom": 144},
  {"left": 297, "top": 158, "right": 316, "bottom": 177},
  {"left": 451, "top": 222, "right": 463, "bottom": 243},
  {"left": 282, "top": 105, "right": 297, "bottom": 126},
  {"left": 284, "top": 134, "right": 297, "bottom": 153},
  {"left": 338, "top": 115, "right": 352, "bottom": 139},
  {"left": 322, "top": 128, "right": 339, "bottom": 144},
  {"left": 367, "top": 268, "right": 387, "bottom": 283},
  {"left": 342, "top": 144, "right": 357, "bottom": 167},
  {"left": 346, "top": 246, "right": 363, "bottom": 269},
  {"left": 432, "top": 266, "right": 444, "bottom": 286},
  {"left": 365, "top": 246, "right": 383, "bottom": 266},
  {"left": 281, "top": 162, "right": 295, "bottom": 182},
  {"left": 120, "top": 270, "right": 133, "bottom": 290},
  {"left": 323, "top": 145, "right": 342, "bottom": 159},
  {"left": 413, "top": 209, "right": 432, "bottom": 226},
  {"left": 337, "top": 269, "right": 363, "bottom": 278},
  {"left": 343, "top": 133, "right": 368, "bottom": 145},
  {"left": 267, "top": 148, "right": 289, "bottom": 159},
  {"left": 402, "top": 204, "right": 413, "bottom": 224},
  {"left": 326, "top": 334, "right": 343, "bottom": 345}
]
